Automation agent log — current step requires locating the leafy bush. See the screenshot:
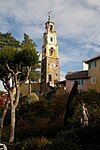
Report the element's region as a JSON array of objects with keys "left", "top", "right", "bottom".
[
  {"left": 2, "top": 90, "right": 100, "bottom": 149},
  {"left": 44, "top": 124, "right": 100, "bottom": 150},
  {"left": 4, "top": 142, "right": 15, "bottom": 150},
  {"left": 27, "top": 93, "right": 39, "bottom": 104},
  {"left": 20, "top": 136, "right": 49, "bottom": 150},
  {"left": 71, "top": 90, "right": 100, "bottom": 127}
]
